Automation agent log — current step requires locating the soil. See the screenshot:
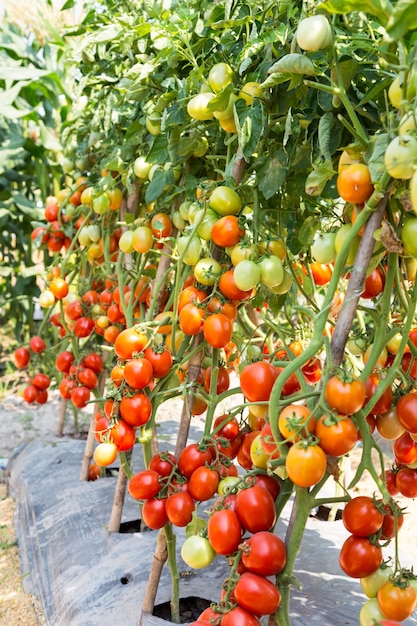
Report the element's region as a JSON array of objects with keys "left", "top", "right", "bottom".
[{"left": 1, "top": 390, "right": 417, "bottom": 625}]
